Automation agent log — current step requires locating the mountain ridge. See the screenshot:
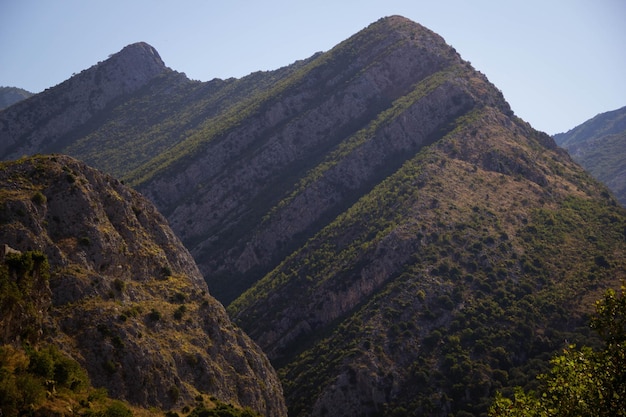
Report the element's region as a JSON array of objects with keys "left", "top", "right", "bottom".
[
  {"left": 0, "top": 42, "right": 170, "bottom": 160},
  {"left": 554, "top": 105, "right": 626, "bottom": 205},
  {"left": 0, "top": 86, "right": 33, "bottom": 109}
]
